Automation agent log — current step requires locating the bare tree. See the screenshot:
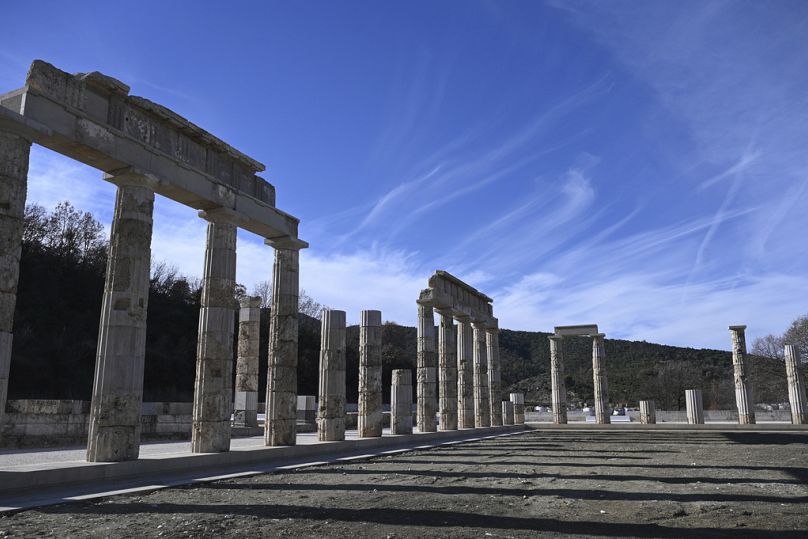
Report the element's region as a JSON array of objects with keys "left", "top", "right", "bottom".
[
  {"left": 251, "top": 279, "right": 272, "bottom": 309},
  {"left": 783, "top": 314, "right": 808, "bottom": 362},
  {"left": 299, "top": 289, "right": 326, "bottom": 318},
  {"left": 751, "top": 334, "right": 784, "bottom": 360}
]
